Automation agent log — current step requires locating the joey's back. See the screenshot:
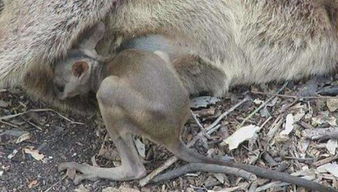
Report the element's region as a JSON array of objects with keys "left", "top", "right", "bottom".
[{"left": 104, "top": 49, "right": 189, "bottom": 109}]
